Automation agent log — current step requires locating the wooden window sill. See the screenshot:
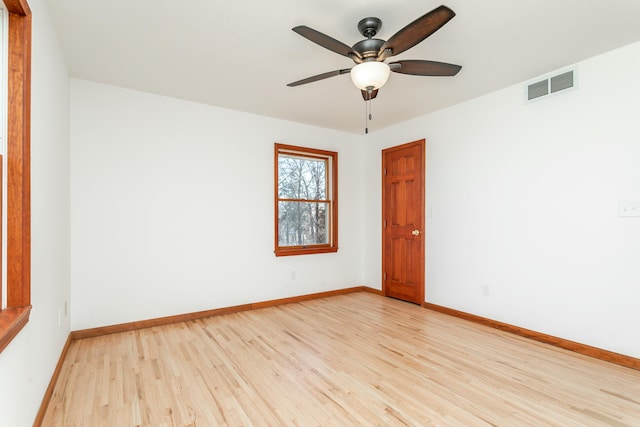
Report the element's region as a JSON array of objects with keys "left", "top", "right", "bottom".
[
  {"left": 275, "top": 246, "right": 339, "bottom": 257},
  {"left": 0, "top": 306, "right": 32, "bottom": 353}
]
